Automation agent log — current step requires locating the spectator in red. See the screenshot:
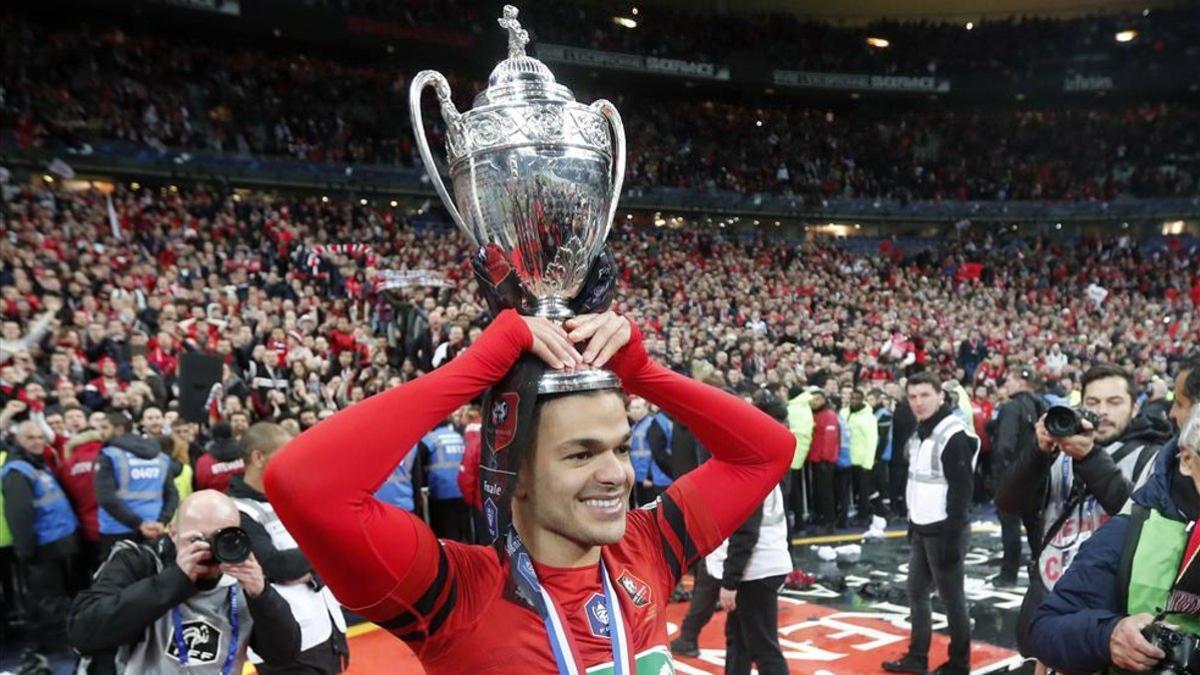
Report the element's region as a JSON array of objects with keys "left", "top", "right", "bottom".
[
  {"left": 194, "top": 422, "right": 246, "bottom": 493},
  {"left": 808, "top": 387, "right": 842, "bottom": 533},
  {"left": 57, "top": 410, "right": 114, "bottom": 566}
]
